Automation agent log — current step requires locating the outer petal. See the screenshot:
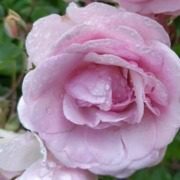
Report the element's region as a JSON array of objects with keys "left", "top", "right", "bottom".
[
  {"left": 118, "top": 0, "right": 180, "bottom": 15},
  {"left": 18, "top": 160, "right": 97, "bottom": 180},
  {"left": 137, "top": 42, "right": 180, "bottom": 148},
  {"left": 22, "top": 54, "right": 84, "bottom": 103},
  {"left": 129, "top": 148, "right": 166, "bottom": 170},
  {"left": 26, "top": 14, "right": 73, "bottom": 66},
  {"left": 19, "top": 54, "right": 85, "bottom": 133},
  {"left": 120, "top": 114, "right": 156, "bottom": 161},
  {"left": 41, "top": 116, "right": 156, "bottom": 177},
  {"left": 67, "top": 2, "right": 170, "bottom": 46},
  {"left": 0, "top": 130, "right": 42, "bottom": 172},
  {"left": 18, "top": 97, "right": 35, "bottom": 131},
  {"left": 109, "top": 148, "right": 165, "bottom": 178},
  {"left": 63, "top": 38, "right": 140, "bottom": 62}
]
